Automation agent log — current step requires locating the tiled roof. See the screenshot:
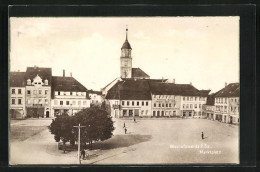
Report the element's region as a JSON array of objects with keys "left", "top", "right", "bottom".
[
  {"left": 106, "top": 80, "right": 151, "bottom": 100},
  {"left": 25, "top": 67, "right": 52, "bottom": 86},
  {"left": 10, "top": 72, "right": 26, "bottom": 87},
  {"left": 200, "top": 90, "right": 211, "bottom": 97},
  {"left": 205, "top": 94, "right": 215, "bottom": 106},
  {"left": 132, "top": 68, "right": 150, "bottom": 78},
  {"left": 106, "top": 79, "right": 203, "bottom": 100},
  {"left": 215, "top": 83, "right": 240, "bottom": 97},
  {"left": 51, "top": 76, "right": 89, "bottom": 99}
]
